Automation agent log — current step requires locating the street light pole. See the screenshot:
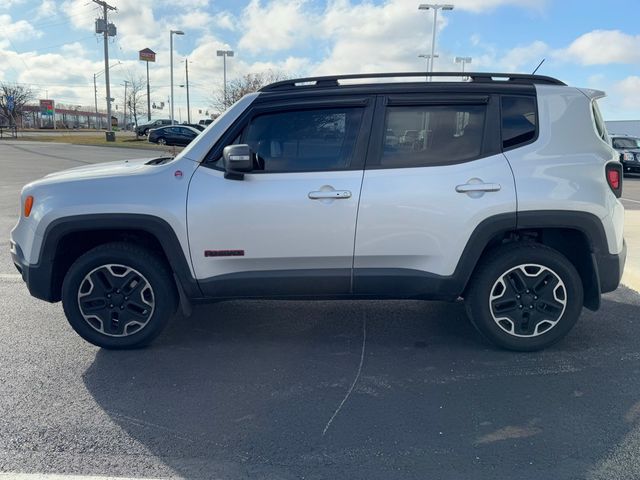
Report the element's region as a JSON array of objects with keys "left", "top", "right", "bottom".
[
  {"left": 185, "top": 58, "right": 191, "bottom": 123},
  {"left": 455, "top": 56, "right": 472, "bottom": 73},
  {"left": 170, "top": 29, "right": 184, "bottom": 125},
  {"left": 418, "top": 4, "right": 454, "bottom": 74},
  {"left": 216, "top": 50, "right": 234, "bottom": 109},
  {"left": 418, "top": 53, "right": 439, "bottom": 72}
]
